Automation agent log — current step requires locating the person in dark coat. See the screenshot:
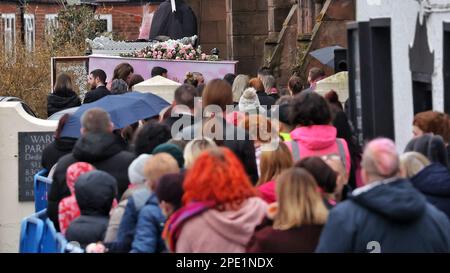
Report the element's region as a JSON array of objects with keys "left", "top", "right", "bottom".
[
  {"left": 41, "top": 113, "right": 77, "bottom": 171},
  {"left": 84, "top": 69, "right": 110, "bottom": 104},
  {"left": 405, "top": 134, "right": 449, "bottom": 168},
  {"left": 162, "top": 84, "right": 196, "bottom": 135},
  {"left": 249, "top": 78, "right": 275, "bottom": 111},
  {"left": 411, "top": 163, "right": 450, "bottom": 220},
  {"left": 316, "top": 138, "right": 450, "bottom": 253},
  {"left": 149, "top": 0, "right": 198, "bottom": 40},
  {"left": 103, "top": 153, "right": 179, "bottom": 253},
  {"left": 134, "top": 121, "right": 172, "bottom": 156},
  {"left": 47, "top": 108, "right": 135, "bottom": 231},
  {"left": 247, "top": 168, "right": 327, "bottom": 253},
  {"left": 177, "top": 79, "right": 259, "bottom": 184},
  {"left": 66, "top": 170, "right": 117, "bottom": 248},
  {"left": 325, "top": 90, "right": 362, "bottom": 190},
  {"left": 47, "top": 73, "right": 81, "bottom": 117}
]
